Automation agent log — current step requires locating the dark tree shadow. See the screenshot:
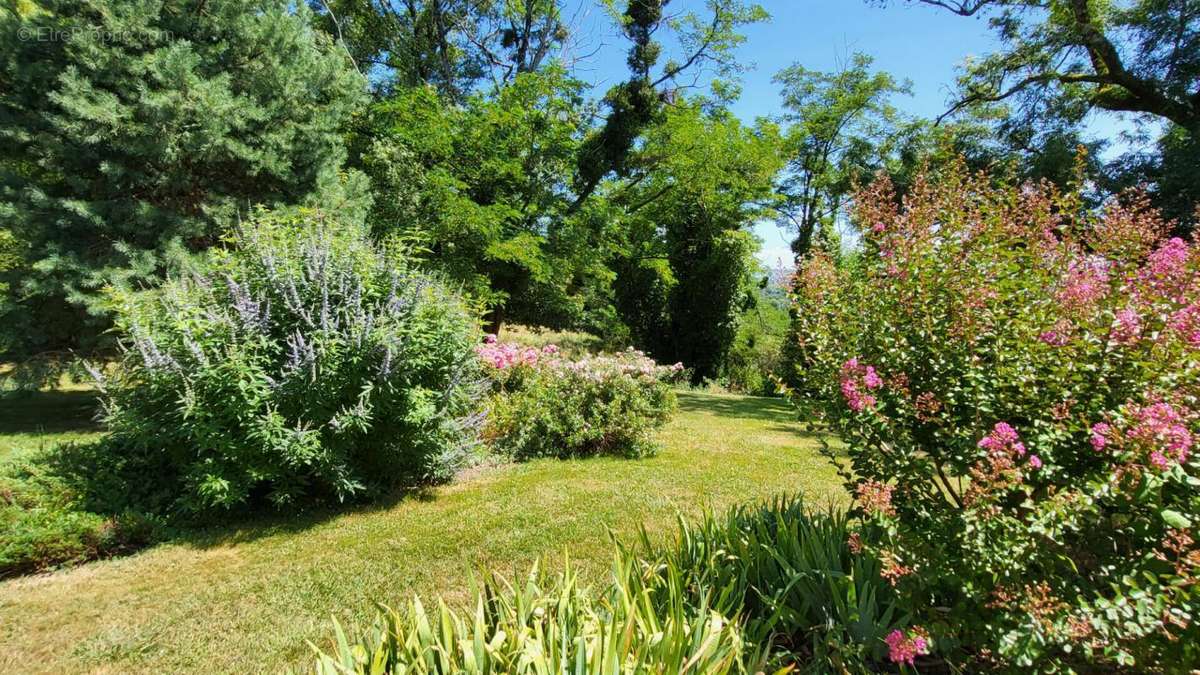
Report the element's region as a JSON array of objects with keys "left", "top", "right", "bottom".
[
  {"left": 676, "top": 392, "right": 836, "bottom": 443},
  {"left": 676, "top": 391, "right": 797, "bottom": 423},
  {"left": 171, "top": 486, "right": 441, "bottom": 550},
  {"left": 0, "top": 390, "right": 102, "bottom": 435}
]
